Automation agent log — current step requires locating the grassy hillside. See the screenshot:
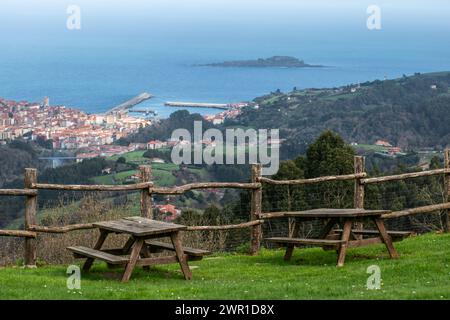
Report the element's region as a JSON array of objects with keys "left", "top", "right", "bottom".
[
  {"left": 230, "top": 71, "right": 450, "bottom": 158},
  {"left": 0, "top": 232, "right": 449, "bottom": 299}
]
